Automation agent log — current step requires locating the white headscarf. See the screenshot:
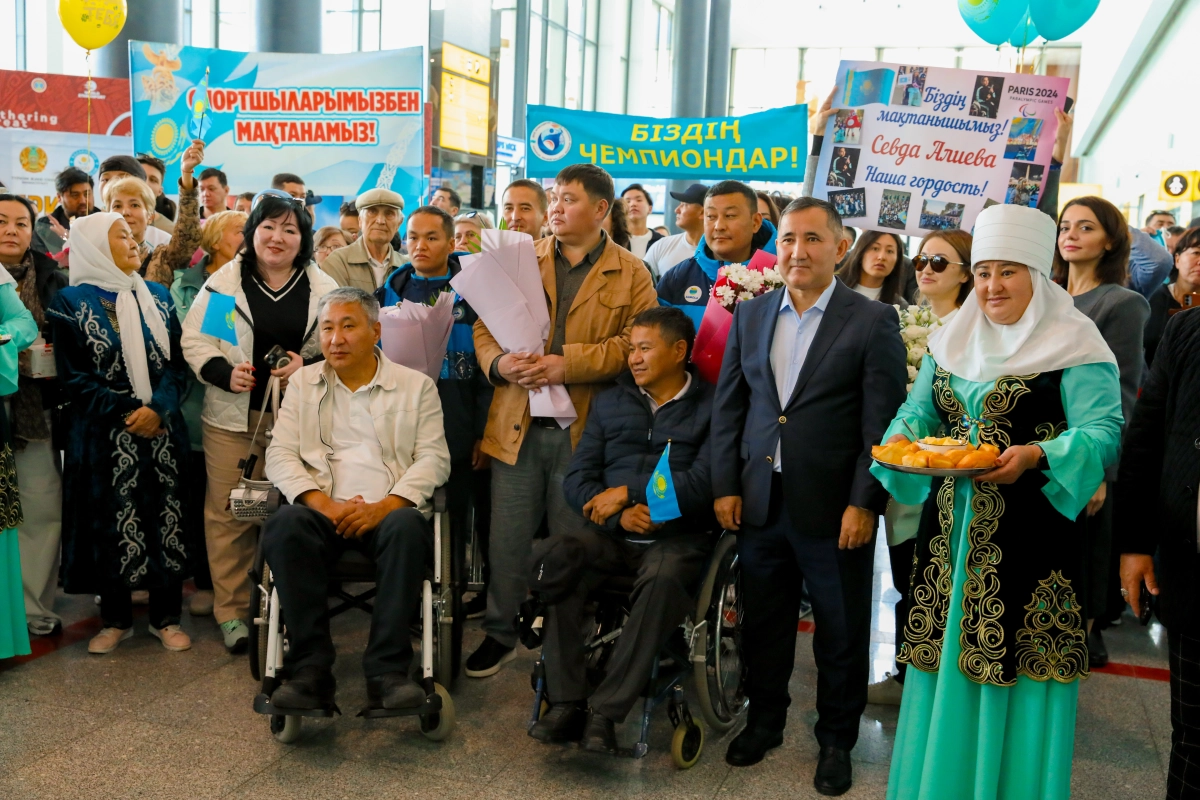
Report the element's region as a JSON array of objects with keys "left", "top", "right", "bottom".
[
  {"left": 67, "top": 212, "right": 171, "bottom": 403},
  {"left": 929, "top": 204, "right": 1115, "bottom": 383}
]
